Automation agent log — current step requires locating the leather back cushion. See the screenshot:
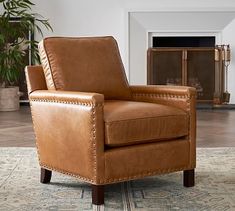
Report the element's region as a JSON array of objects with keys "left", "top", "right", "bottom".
[{"left": 38, "top": 36, "right": 132, "bottom": 100}]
